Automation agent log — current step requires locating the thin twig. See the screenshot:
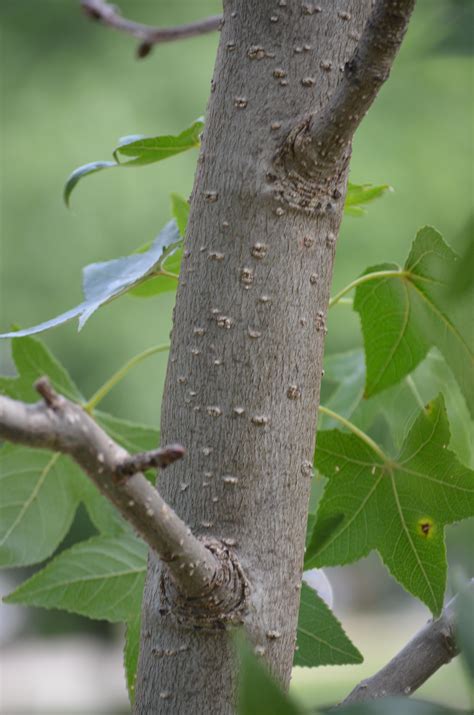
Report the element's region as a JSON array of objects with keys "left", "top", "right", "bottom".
[
  {"left": 339, "top": 583, "right": 473, "bottom": 706},
  {"left": 80, "top": 0, "right": 222, "bottom": 58},
  {"left": 84, "top": 342, "right": 170, "bottom": 413},
  {"left": 117, "top": 444, "right": 185, "bottom": 477},
  {"left": 0, "top": 379, "right": 220, "bottom": 599},
  {"left": 35, "top": 376, "right": 62, "bottom": 409}
]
